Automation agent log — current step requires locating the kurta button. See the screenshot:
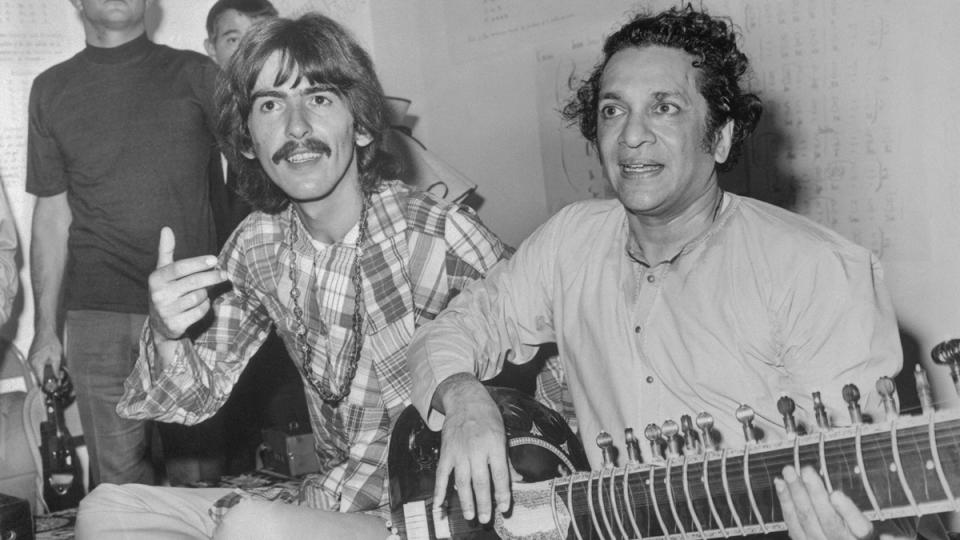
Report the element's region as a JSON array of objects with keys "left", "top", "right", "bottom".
[
  {"left": 646, "top": 275, "right": 656, "bottom": 283},
  {"left": 646, "top": 376, "right": 655, "bottom": 384},
  {"left": 634, "top": 325, "right": 641, "bottom": 333}
]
